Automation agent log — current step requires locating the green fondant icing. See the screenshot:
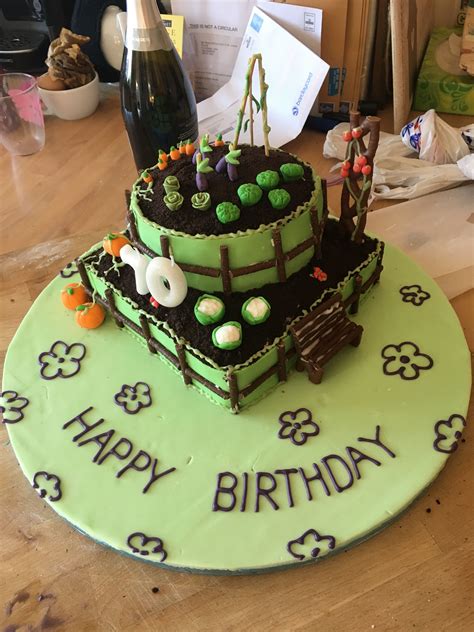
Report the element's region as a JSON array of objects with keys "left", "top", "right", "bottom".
[
  {"left": 191, "top": 192, "right": 211, "bottom": 211},
  {"left": 225, "top": 148, "right": 241, "bottom": 165},
  {"left": 164, "top": 192, "right": 184, "bottom": 212},
  {"left": 130, "top": 169, "right": 323, "bottom": 293},
  {"left": 194, "top": 295, "right": 225, "bottom": 325},
  {"left": 241, "top": 297, "right": 271, "bottom": 325},
  {"left": 237, "top": 183, "right": 263, "bottom": 207},
  {"left": 212, "top": 321, "right": 242, "bottom": 350},
  {"left": 268, "top": 188, "right": 291, "bottom": 210},
  {"left": 280, "top": 163, "right": 304, "bottom": 182},
  {"left": 163, "top": 176, "right": 180, "bottom": 195},
  {"left": 216, "top": 202, "right": 240, "bottom": 224},
  {"left": 2, "top": 244, "right": 470, "bottom": 573},
  {"left": 256, "top": 170, "right": 280, "bottom": 191}
]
